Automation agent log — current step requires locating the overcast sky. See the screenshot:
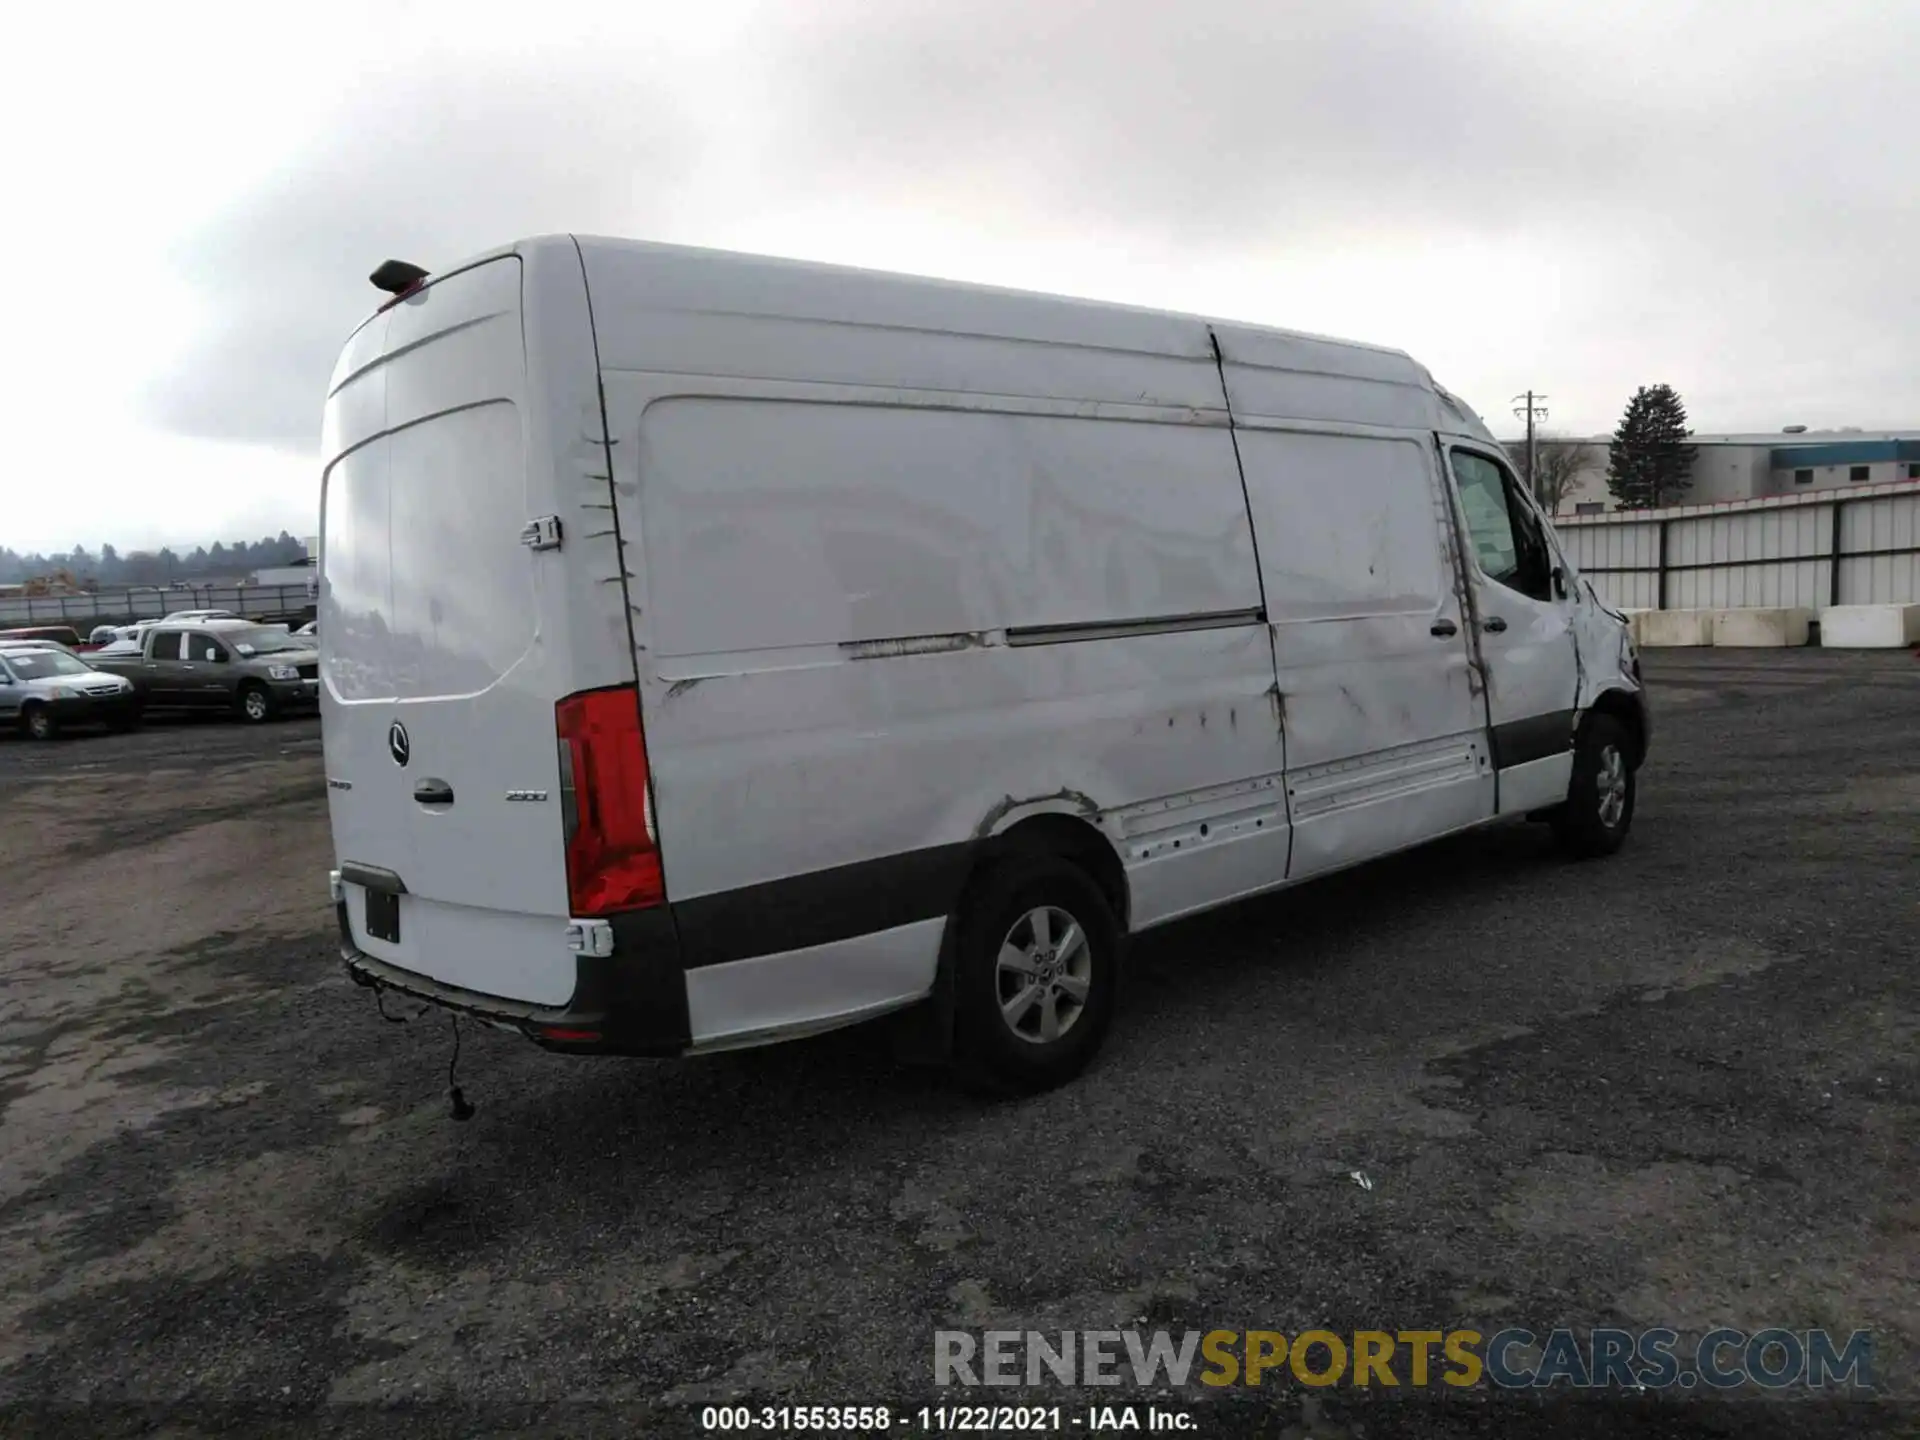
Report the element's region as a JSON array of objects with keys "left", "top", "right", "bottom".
[{"left": 4, "top": 0, "right": 1916, "bottom": 555}]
